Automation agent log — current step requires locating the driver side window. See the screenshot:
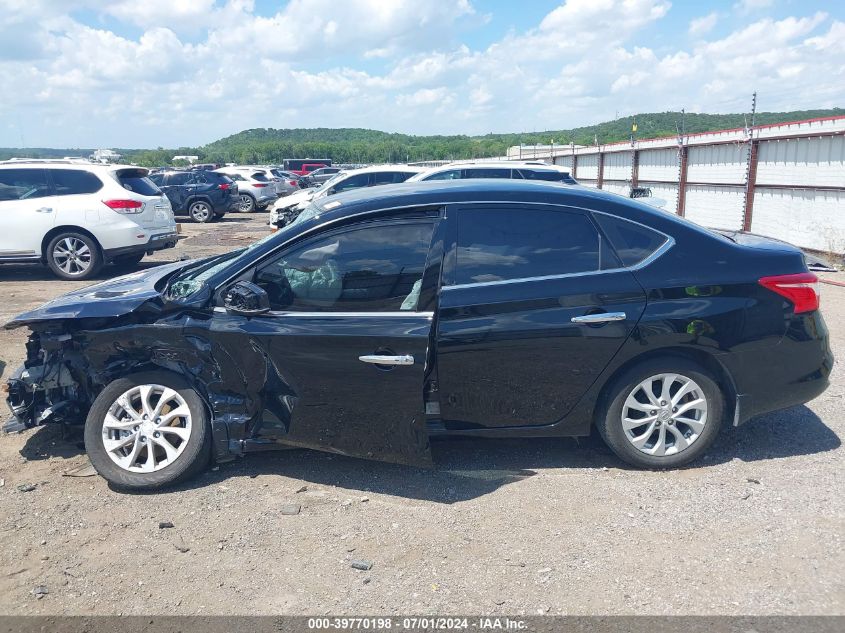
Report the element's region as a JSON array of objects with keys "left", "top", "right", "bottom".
[{"left": 254, "top": 221, "right": 435, "bottom": 312}]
